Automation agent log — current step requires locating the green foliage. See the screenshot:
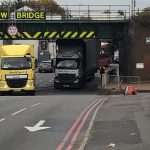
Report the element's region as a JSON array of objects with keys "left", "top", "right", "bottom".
[
  {"left": 0, "top": 0, "right": 66, "bottom": 16},
  {"left": 24, "top": 0, "right": 66, "bottom": 16},
  {"left": 136, "top": 7, "right": 150, "bottom": 17},
  {"left": 132, "top": 7, "right": 150, "bottom": 23}
]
